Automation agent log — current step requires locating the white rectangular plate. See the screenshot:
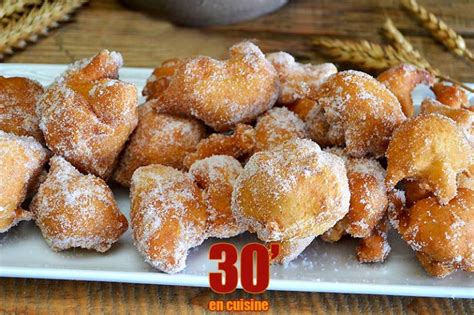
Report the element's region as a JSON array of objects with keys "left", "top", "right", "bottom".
[{"left": 0, "top": 64, "right": 473, "bottom": 299}]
